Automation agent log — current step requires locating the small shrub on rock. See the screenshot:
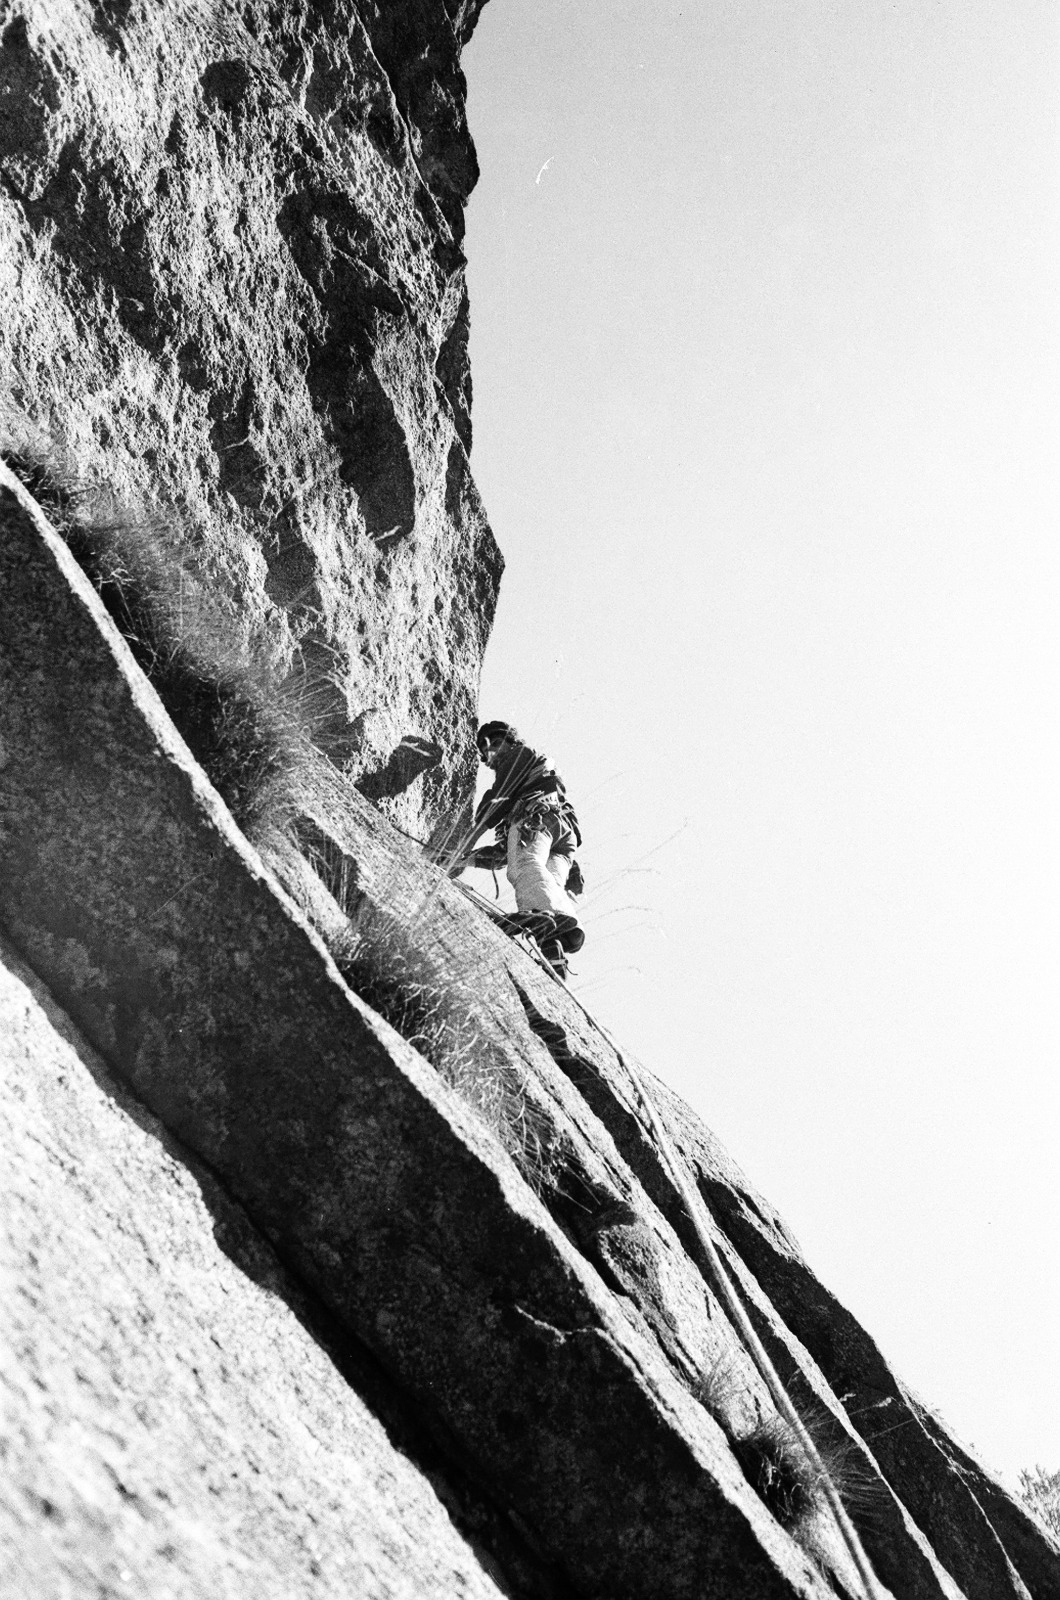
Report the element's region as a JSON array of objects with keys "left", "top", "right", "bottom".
[
  {"left": 1019, "top": 1466, "right": 1060, "bottom": 1538},
  {"left": 696, "top": 1357, "right": 877, "bottom": 1535}
]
